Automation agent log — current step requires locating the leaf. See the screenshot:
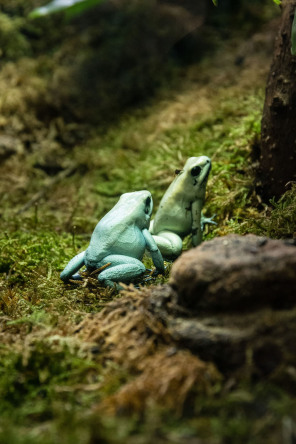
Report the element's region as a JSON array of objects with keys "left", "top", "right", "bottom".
[
  {"left": 212, "top": 0, "right": 218, "bottom": 5},
  {"left": 272, "top": 0, "right": 281, "bottom": 5},
  {"left": 65, "top": 0, "right": 107, "bottom": 19},
  {"left": 28, "top": 0, "right": 106, "bottom": 19}
]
